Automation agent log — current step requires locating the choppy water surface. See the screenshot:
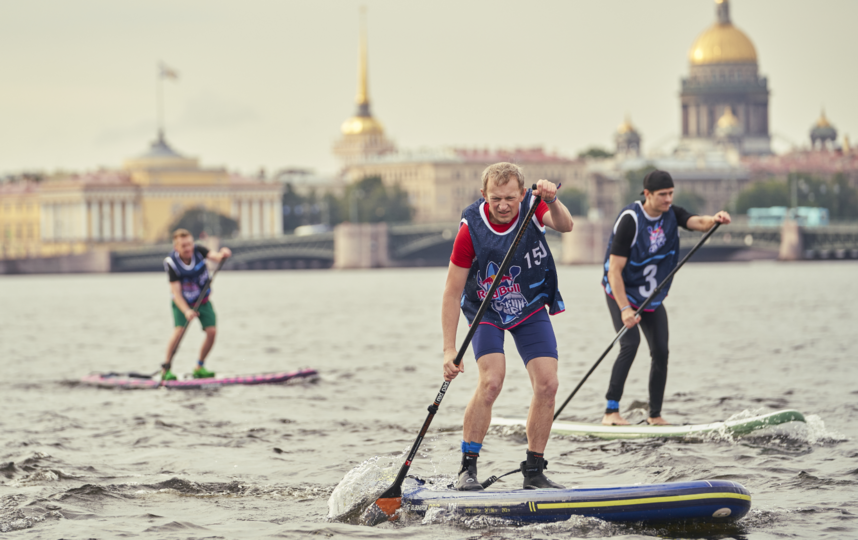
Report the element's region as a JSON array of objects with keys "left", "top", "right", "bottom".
[{"left": 1, "top": 262, "right": 855, "bottom": 539}]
